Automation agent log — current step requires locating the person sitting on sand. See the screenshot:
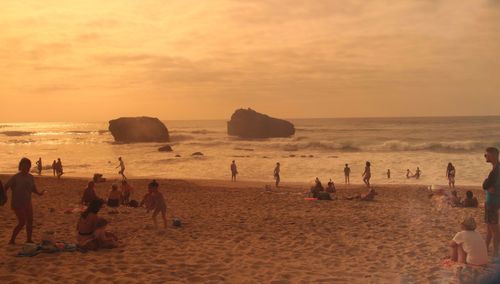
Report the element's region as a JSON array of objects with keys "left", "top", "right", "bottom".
[
  {"left": 449, "top": 190, "right": 461, "bottom": 207},
  {"left": 346, "top": 187, "right": 377, "bottom": 201},
  {"left": 81, "top": 181, "right": 100, "bottom": 205},
  {"left": 148, "top": 180, "right": 167, "bottom": 229},
  {"left": 107, "top": 184, "right": 122, "bottom": 209},
  {"left": 309, "top": 178, "right": 324, "bottom": 198},
  {"left": 76, "top": 199, "right": 118, "bottom": 250},
  {"left": 462, "top": 191, "right": 478, "bottom": 208},
  {"left": 449, "top": 216, "right": 488, "bottom": 266},
  {"left": 326, "top": 179, "right": 336, "bottom": 193},
  {"left": 121, "top": 180, "right": 133, "bottom": 205}
]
